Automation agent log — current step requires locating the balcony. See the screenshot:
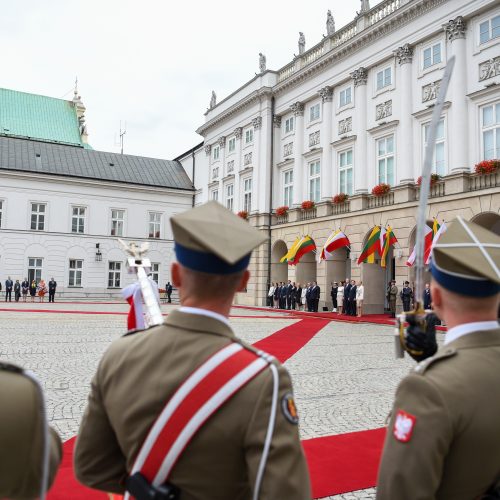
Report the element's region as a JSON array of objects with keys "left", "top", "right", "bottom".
[
  {"left": 300, "top": 208, "right": 317, "bottom": 221},
  {"left": 332, "top": 201, "right": 350, "bottom": 215},
  {"left": 469, "top": 172, "right": 499, "bottom": 191},
  {"left": 415, "top": 181, "right": 446, "bottom": 200},
  {"left": 275, "top": 214, "right": 289, "bottom": 225},
  {"left": 367, "top": 192, "right": 394, "bottom": 209}
]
